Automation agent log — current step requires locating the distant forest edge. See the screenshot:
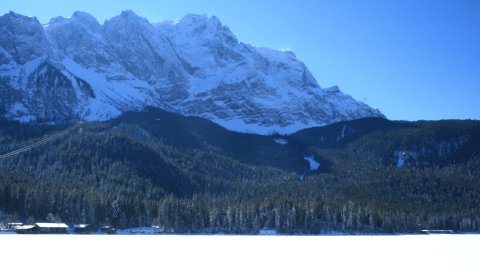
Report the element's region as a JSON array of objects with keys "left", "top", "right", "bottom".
[{"left": 1, "top": 108, "right": 480, "bottom": 234}]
